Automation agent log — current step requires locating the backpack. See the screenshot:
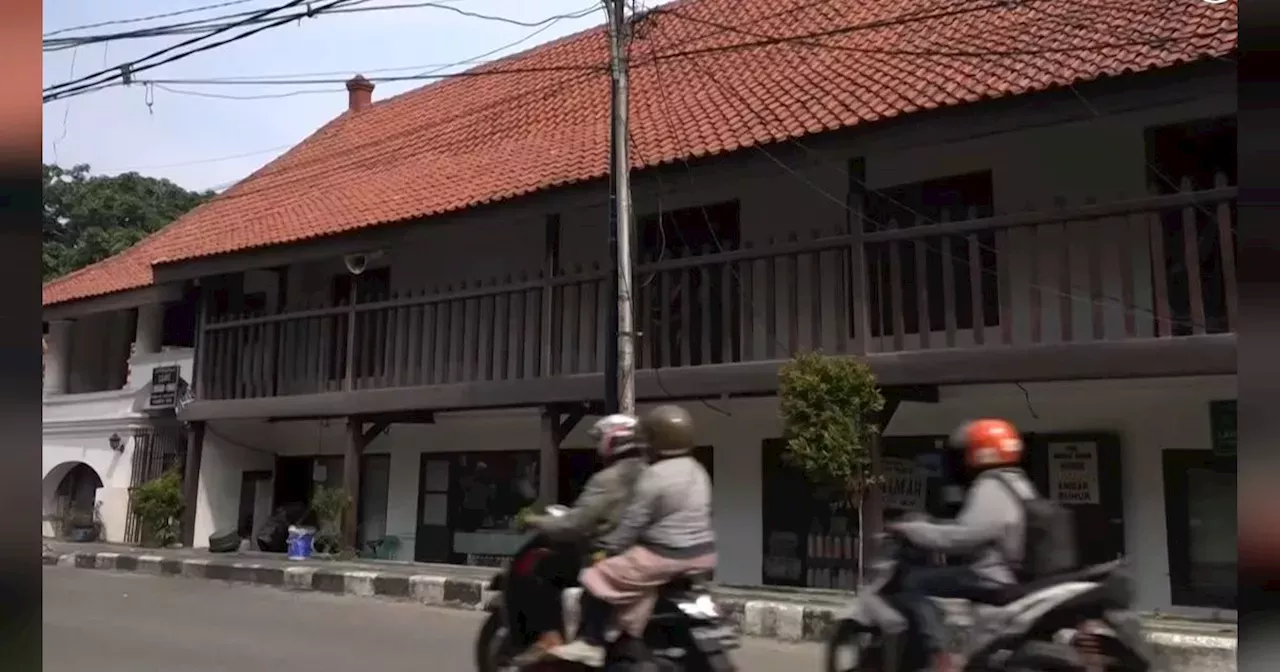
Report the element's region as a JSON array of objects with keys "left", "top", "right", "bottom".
[{"left": 986, "top": 469, "right": 1078, "bottom": 580}]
